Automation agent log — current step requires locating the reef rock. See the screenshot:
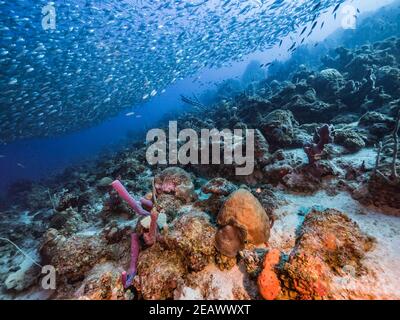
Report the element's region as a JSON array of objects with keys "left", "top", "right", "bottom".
[
  {"left": 74, "top": 262, "right": 126, "bottom": 300},
  {"left": 283, "top": 209, "right": 375, "bottom": 300},
  {"left": 39, "top": 229, "right": 119, "bottom": 284},
  {"left": 164, "top": 212, "right": 217, "bottom": 272},
  {"left": 154, "top": 167, "right": 196, "bottom": 203},
  {"left": 239, "top": 248, "right": 267, "bottom": 278},
  {"left": 361, "top": 175, "right": 400, "bottom": 210},
  {"left": 260, "top": 109, "right": 298, "bottom": 150},
  {"left": 359, "top": 111, "right": 395, "bottom": 138},
  {"left": 134, "top": 243, "right": 187, "bottom": 300},
  {"left": 285, "top": 96, "right": 338, "bottom": 124},
  {"left": 97, "top": 177, "right": 113, "bottom": 190},
  {"left": 331, "top": 113, "right": 360, "bottom": 125},
  {"left": 262, "top": 149, "right": 306, "bottom": 186},
  {"left": 153, "top": 195, "right": 183, "bottom": 221},
  {"left": 4, "top": 256, "right": 40, "bottom": 292},
  {"left": 376, "top": 66, "right": 400, "bottom": 96},
  {"left": 174, "top": 264, "right": 258, "bottom": 300},
  {"left": 197, "top": 178, "right": 237, "bottom": 216},
  {"left": 334, "top": 129, "right": 366, "bottom": 152},
  {"left": 251, "top": 186, "right": 281, "bottom": 223},
  {"left": 201, "top": 178, "right": 237, "bottom": 197},
  {"left": 313, "top": 69, "right": 345, "bottom": 101},
  {"left": 254, "top": 129, "right": 272, "bottom": 166}
]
